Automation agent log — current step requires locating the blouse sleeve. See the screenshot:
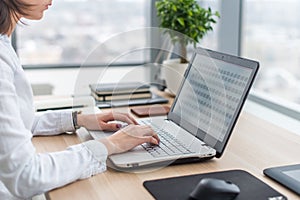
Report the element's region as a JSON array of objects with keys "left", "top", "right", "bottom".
[{"left": 31, "top": 110, "right": 75, "bottom": 136}]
